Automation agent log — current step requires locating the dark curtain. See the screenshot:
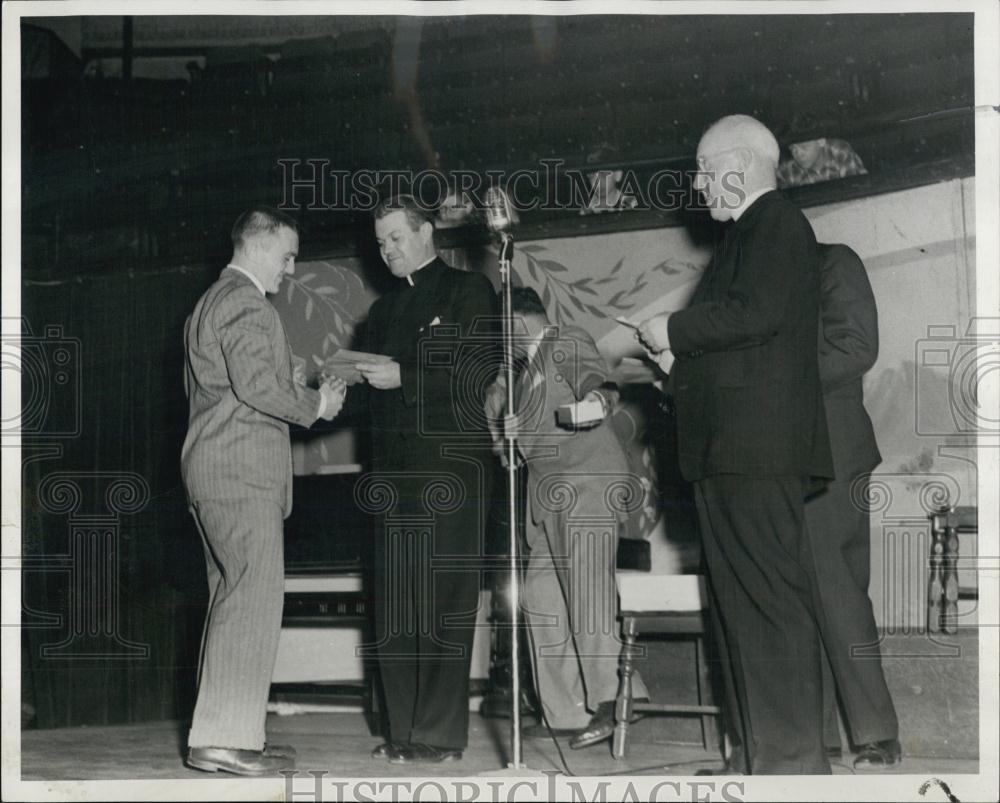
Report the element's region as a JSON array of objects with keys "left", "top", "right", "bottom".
[{"left": 20, "top": 266, "right": 216, "bottom": 728}]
